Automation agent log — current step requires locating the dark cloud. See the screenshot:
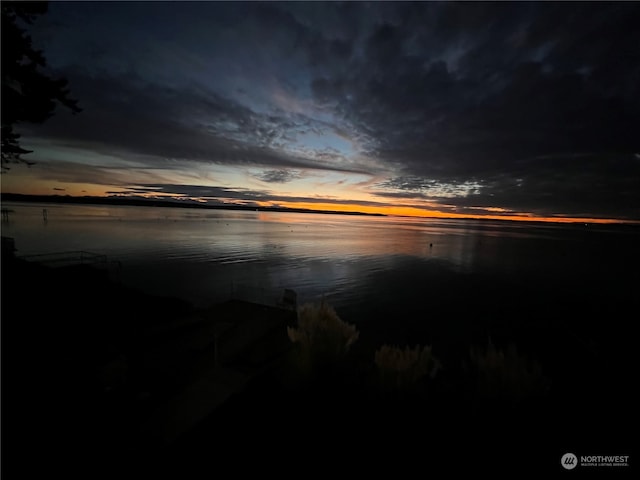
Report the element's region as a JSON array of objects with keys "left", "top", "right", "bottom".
[
  {"left": 450, "top": 154, "right": 640, "bottom": 219},
  {"left": 22, "top": 70, "right": 370, "bottom": 175},
  {"left": 307, "top": 2, "right": 640, "bottom": 218},
  {"left": 115, "top": 183, "right": 387, "bottom": 210},
  {"left": 373, "top": 153, "right": 640, "bottom": 219},
  {"left": 118, "top": 184, "right": 267, "bottom": 202},
  {"left": 255, "top": 169, "right": 302, "bottom": 184}
]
